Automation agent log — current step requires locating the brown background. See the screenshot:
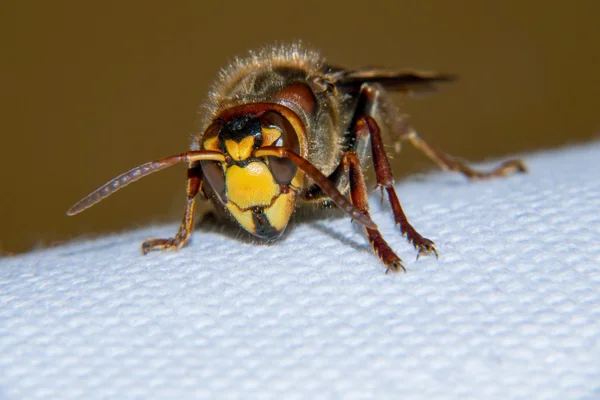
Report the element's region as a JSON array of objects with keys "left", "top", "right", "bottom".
[{"left": 1, "top": 1, "right": 599, "bottom": 254}]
